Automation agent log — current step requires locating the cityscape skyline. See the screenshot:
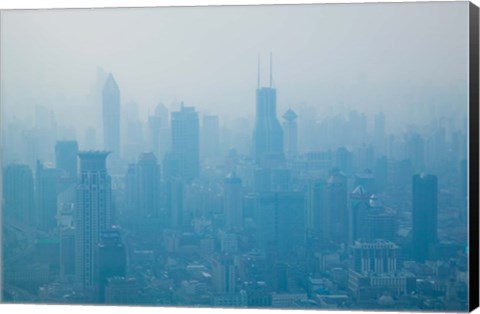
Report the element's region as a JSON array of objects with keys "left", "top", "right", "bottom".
[{"left": 0, "top": 2, "right": 474, "bottom": 312}]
